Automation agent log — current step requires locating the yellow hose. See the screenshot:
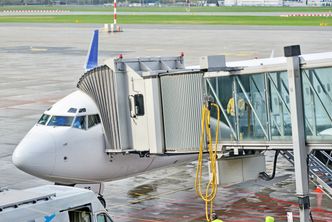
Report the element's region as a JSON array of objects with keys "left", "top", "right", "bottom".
[{"left": 195, "top": 103, "right": 220, "bottom": 222}]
